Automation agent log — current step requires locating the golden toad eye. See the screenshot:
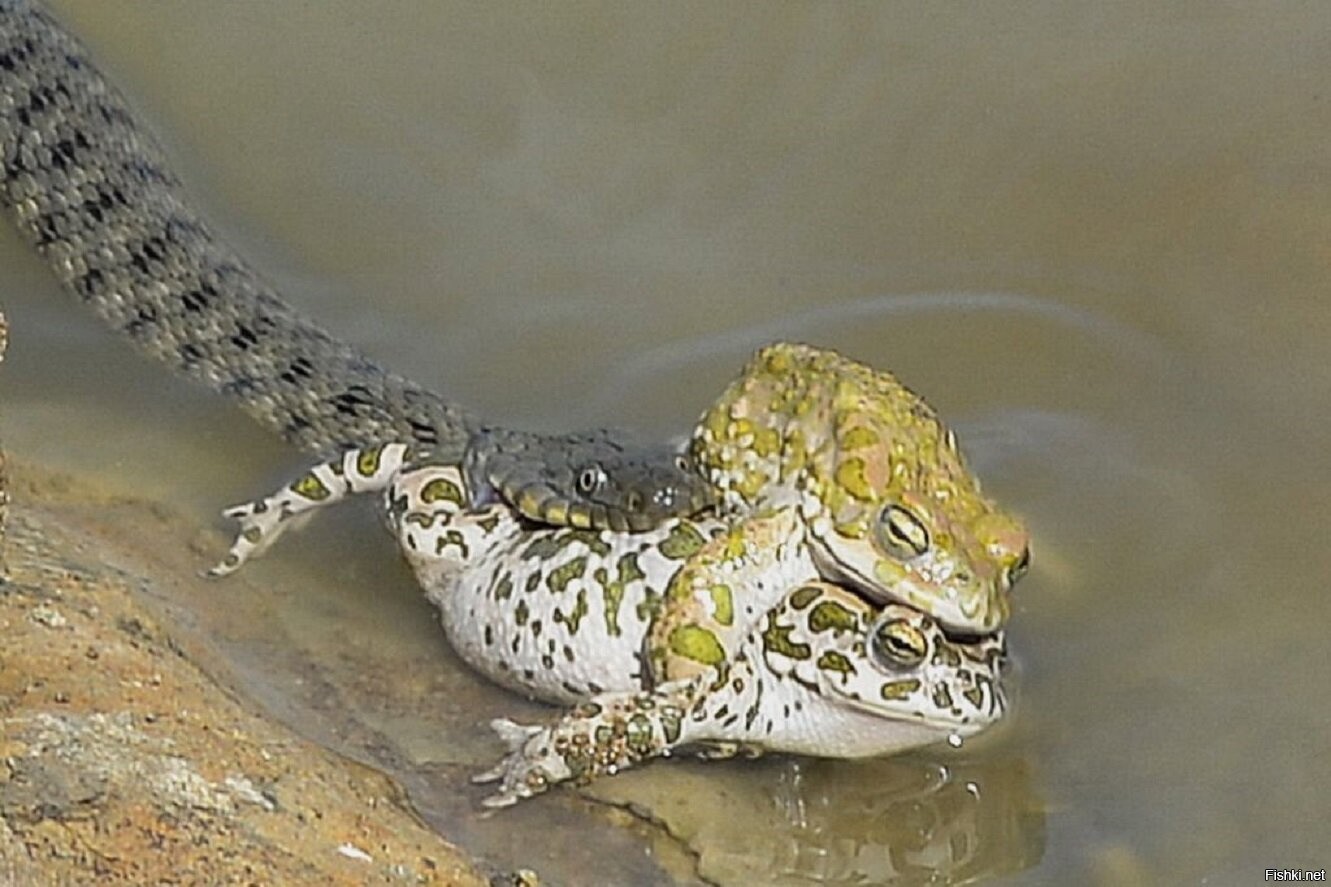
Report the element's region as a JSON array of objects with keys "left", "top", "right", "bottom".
[
  {"left": 576, "top": 466, "right": 606, "bottom": 495},
  {"left": 871, "top": 618, "right": 928, "bottom": 670},
  {"left": 874, "top": 504, "right": 930, "bottom": 560}
]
